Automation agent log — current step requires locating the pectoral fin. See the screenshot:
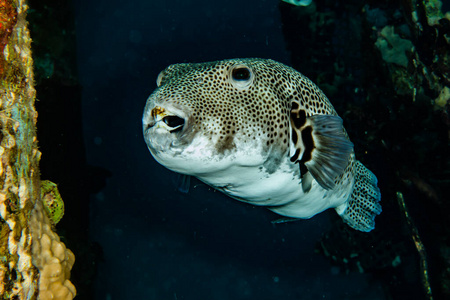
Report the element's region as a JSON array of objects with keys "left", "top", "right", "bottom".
[
  {"left": 290, "top": 108, "right": 353, "bottom": 190},
  {"left": 304, "top": 115, "right": 353, "bottom": 189}
]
